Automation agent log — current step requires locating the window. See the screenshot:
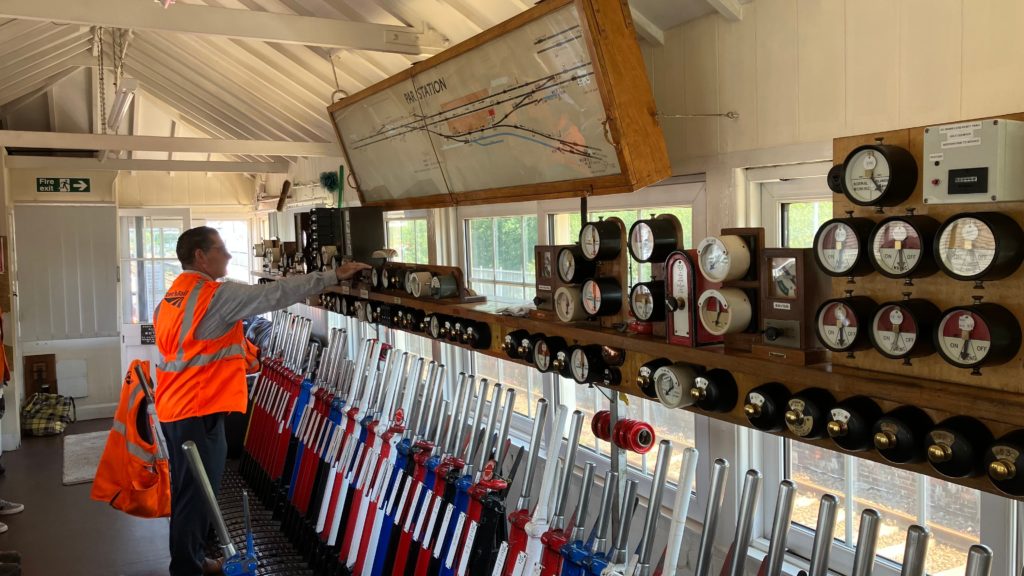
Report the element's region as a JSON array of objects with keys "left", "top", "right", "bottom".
[
  {"left": 788, "top": 442, "right": 983, "bottom": 574},
  {"left": 550, "top": 206, "right": 693, "bottom": 286},
  {"left": 386, "top": 212, "right": 430, "bottom": 264},
  {"left": 121, "top": 214, "right": 186, "bottom": 323},
  {"left": 465, "top": 215, "right": 537, "bottom": 300},
  {"left": 198, "top": 219, "right": 251, "bottom": 282},
  {"left": 472, "top": 354, "right": 544, "bottom": 418},
  {"left": 755, "top": 173, "right": 1012, "bottom": 576}
]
